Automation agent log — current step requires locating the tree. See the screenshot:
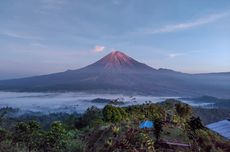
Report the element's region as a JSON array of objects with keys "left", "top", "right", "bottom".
[
  {"left": 0, "top": 109, "right": 7, "bottom": 126},
  {"left": 175, "top": 103, "right": 192, "bottom": 118},
  {"left": 102, "top": 105, "right": 124, "bottom": 122},
  {"left": 75, "top": 106, "right": 103, "bottom": 129},
  {"left": 154, "top": 118, "right": 163, "bottom": 142},
  {"left": 188, "top": 116, "right": 204, "bottom": 133},
  {"left": 147, "top": 104, "right": 166, "bottom": 121},
  {"left": 84, "top": 106, "right": 103, "bottom": 127},
  {"left": 0, "top": 127, "right": 8, "bottom": 142},
  {"left": 13, "top": 121, "right": 42, "bottom": 152},
  {"left": 42, "top": 121, "right": 68, "bottom": 152}
]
